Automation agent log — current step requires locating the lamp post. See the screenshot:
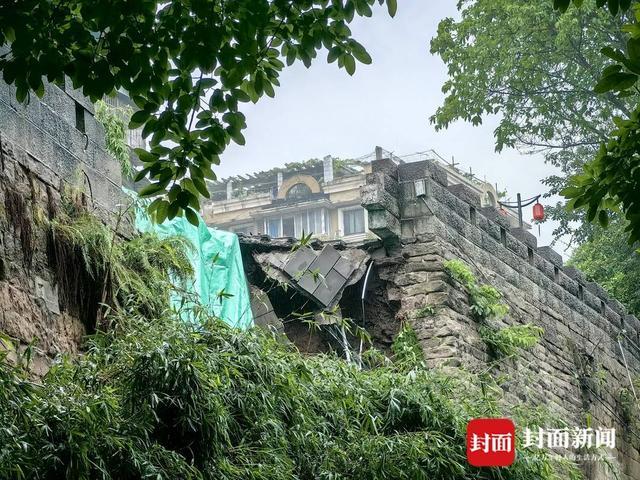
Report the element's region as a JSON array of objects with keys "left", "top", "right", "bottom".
[{"left": 498, "top": 193, "right": 544, "bottom": 229}]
